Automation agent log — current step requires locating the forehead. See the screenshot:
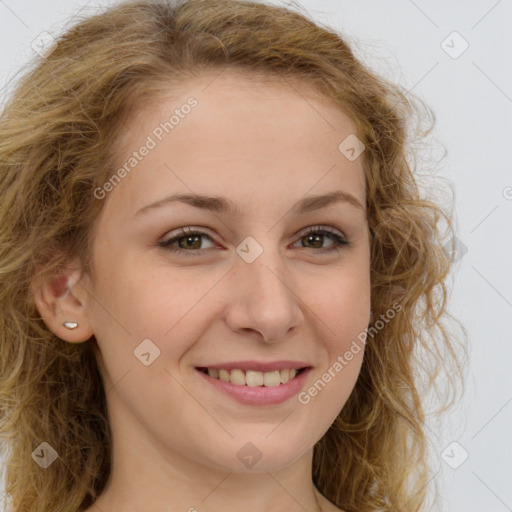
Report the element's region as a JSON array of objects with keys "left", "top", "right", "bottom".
[{"left": 102, "top": 69, "right": 366, "bottom": 217}]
